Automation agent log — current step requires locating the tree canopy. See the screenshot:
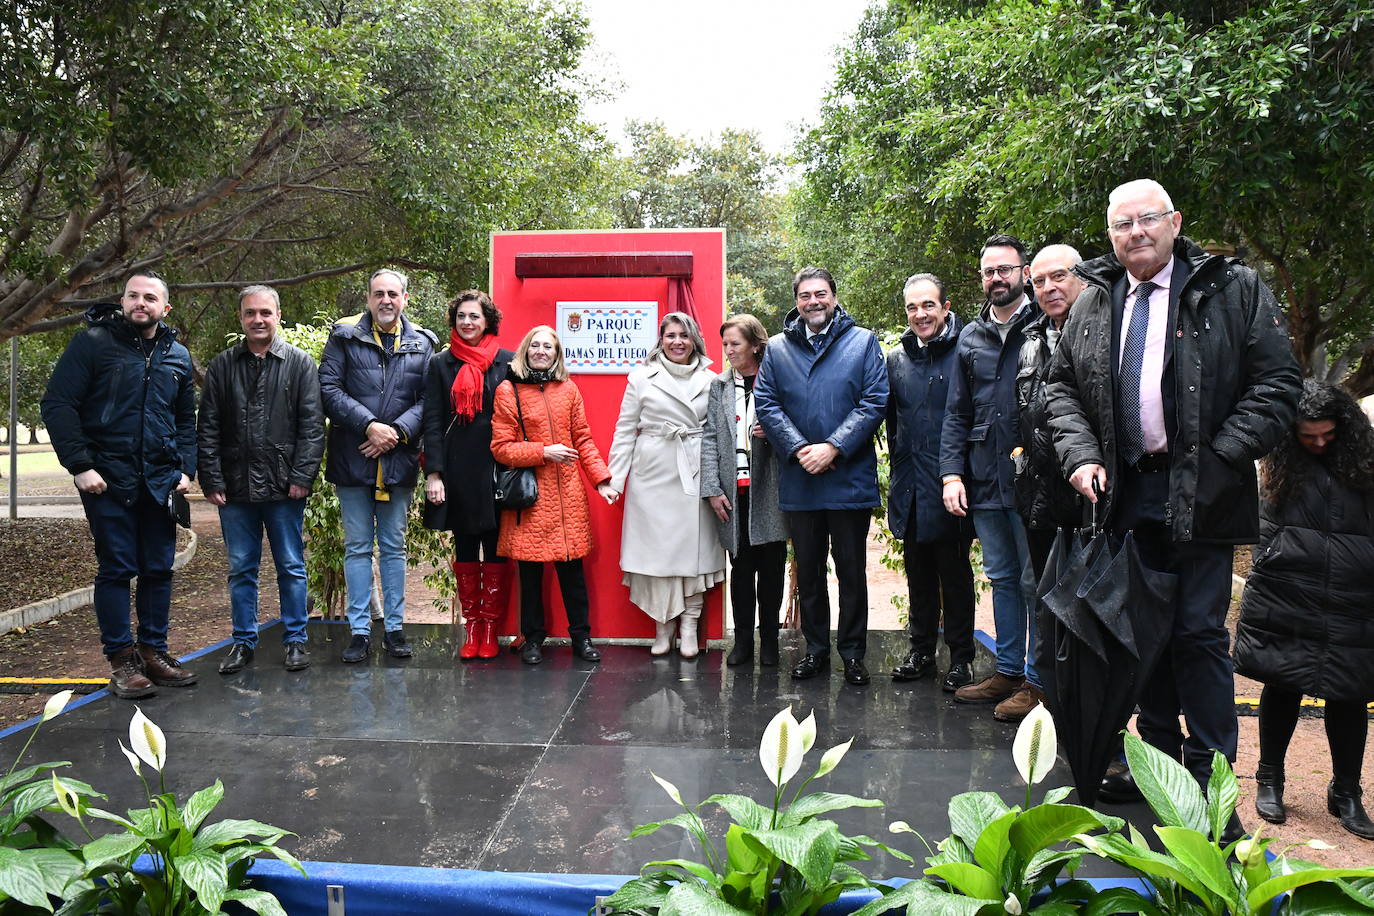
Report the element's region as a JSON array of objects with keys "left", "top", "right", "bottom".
[
  {"left": 795, "top": 0, "right": 1374, "bottom": 391},
  {"left": 0, "top": 0, "right": 609, "bottom": 354}
]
